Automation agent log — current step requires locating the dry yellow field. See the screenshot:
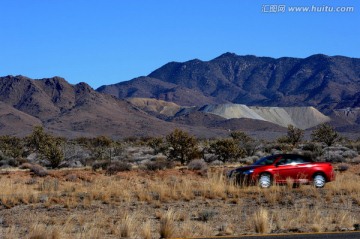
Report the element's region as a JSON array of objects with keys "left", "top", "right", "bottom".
[{"left": 0, "top": 165, "right": 360, "bottom": 238}]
